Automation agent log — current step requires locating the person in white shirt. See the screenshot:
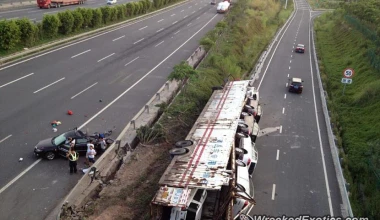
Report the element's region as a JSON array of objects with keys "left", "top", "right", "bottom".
[
  {"left": 99, "top": 138, "right": 107, "bottom": 152},
  {"left": 85, "top": 140, "right": 95, "bottom": 165},
  {"left": 87, "top": 145, "right": 97, "bottom": 164}
]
